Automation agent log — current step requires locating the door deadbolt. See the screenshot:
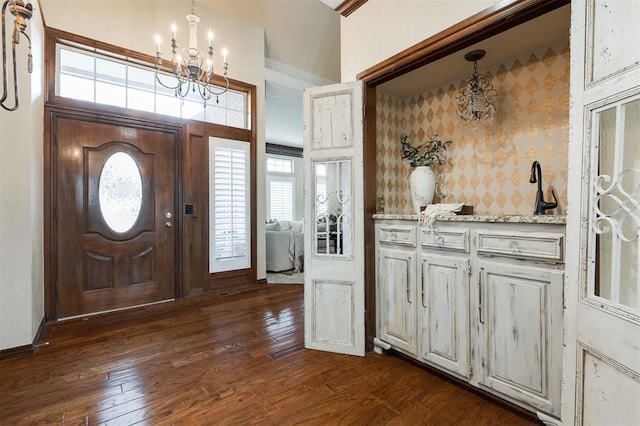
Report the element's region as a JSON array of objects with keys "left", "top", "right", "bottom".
[{"left": 165, "top": 212, "right": 173, "bottom": 219}]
